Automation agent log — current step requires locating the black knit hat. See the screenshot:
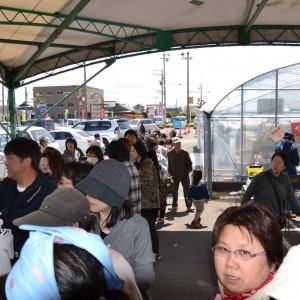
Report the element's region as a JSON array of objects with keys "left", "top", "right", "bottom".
[
  {"left": 192, "top": 169, "right": 202, "bottom": 178},
  {"left": 283, "top": 131, "right": 295, "bottom": 142}
]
